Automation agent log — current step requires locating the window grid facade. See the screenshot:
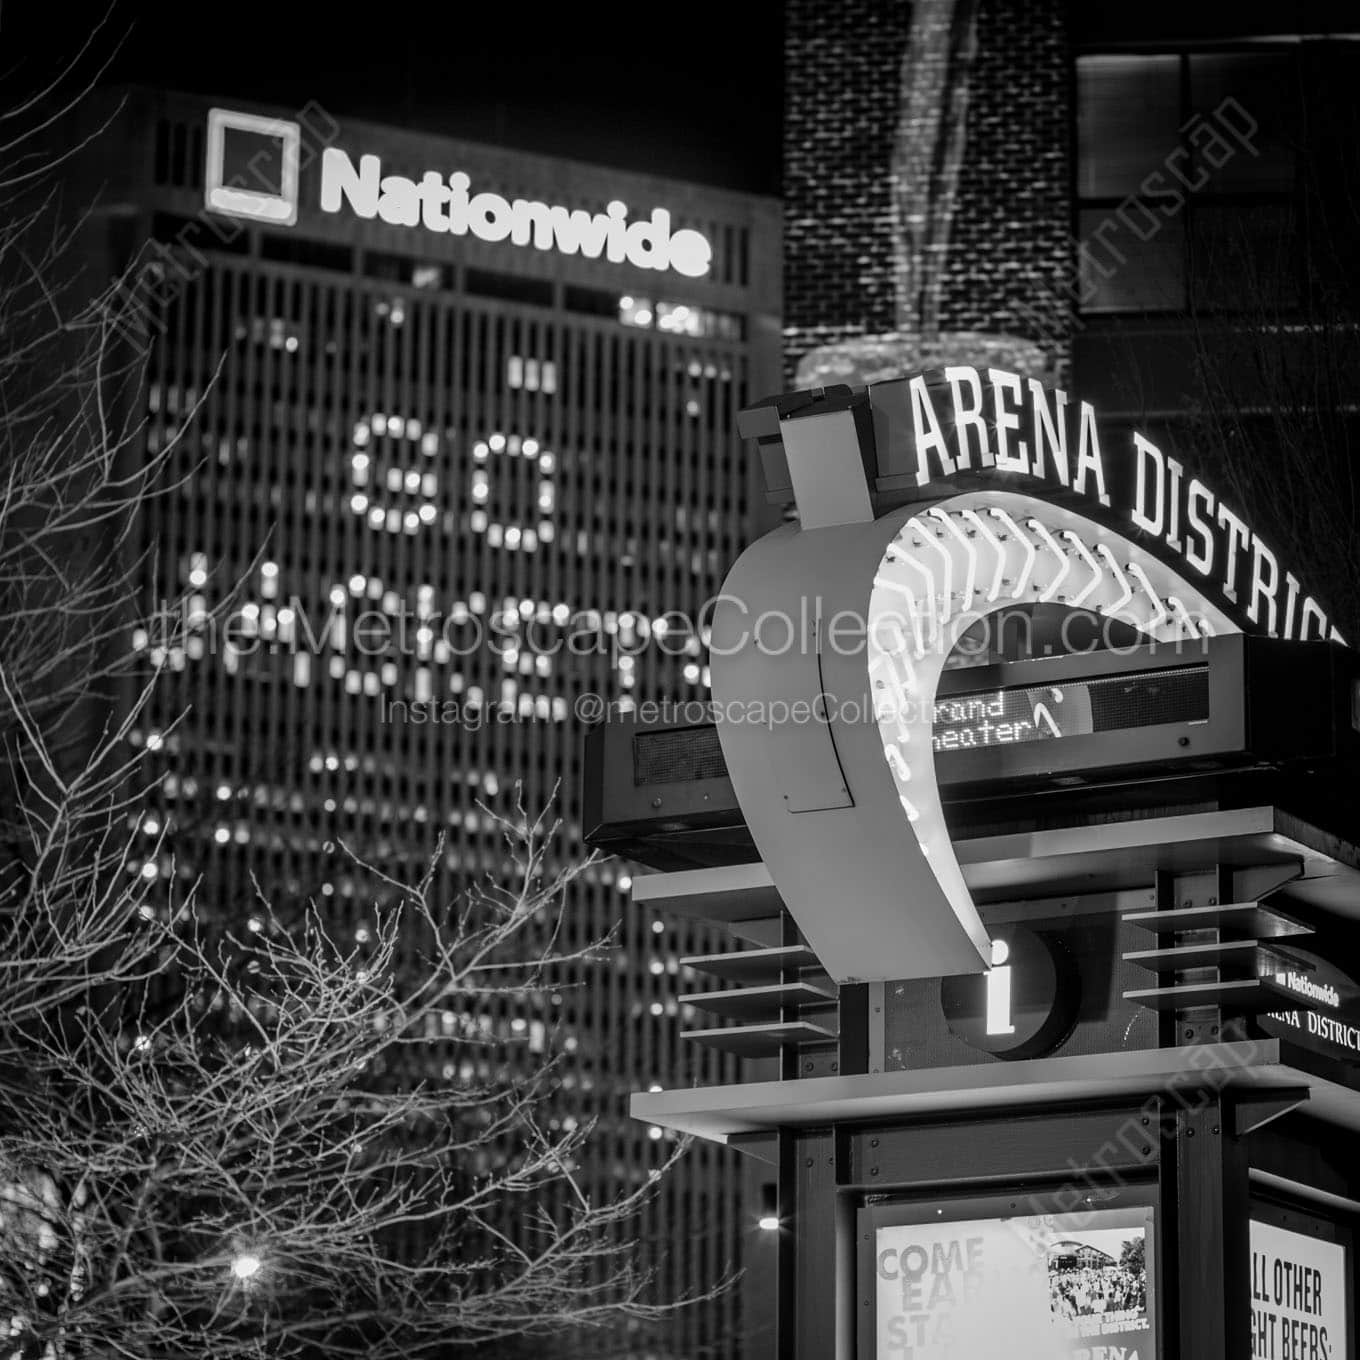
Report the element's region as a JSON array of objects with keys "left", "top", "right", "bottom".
[
  {"left": 1076, "top": 47, "right": 1301, "bottom": 315},
  {"left": 112, "top": 87, "right": 781, "bottom": 1359}
]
